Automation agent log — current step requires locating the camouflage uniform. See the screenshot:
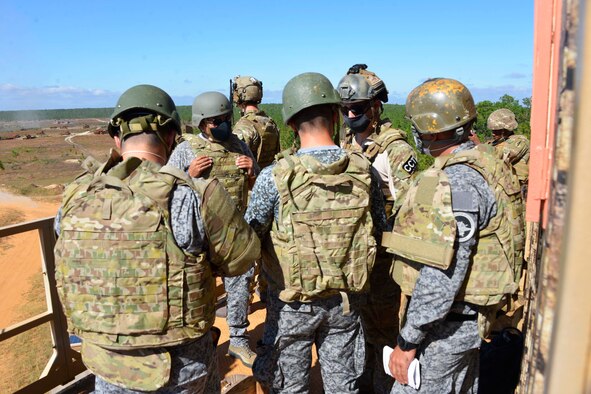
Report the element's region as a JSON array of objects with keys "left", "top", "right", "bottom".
[
  {"left": 486, "top": 108, "right": 530, "bottom": 187},
  {"left": 387, "top": 141, "right": 498, "bottom": 393},
  {"left": 489, "top": 134, "right": 530, "bottom": 186},
  {"left": 168, "top": 136, "right": 258, "bottom": 350},
  {"left": 245, "top": 146, "right": 387, "bottom": 393},
  {"left": 55, "top": 154, "right": 259, "bottom": 393},
  {"left": 234, "top": 108, "right": 281, "bottom": 169},
  {"left": 342, "top": 119, "right": 417, "bottom": 394}
]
